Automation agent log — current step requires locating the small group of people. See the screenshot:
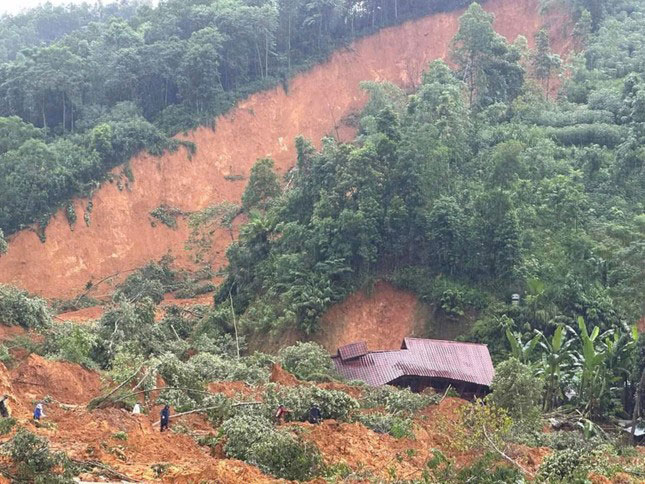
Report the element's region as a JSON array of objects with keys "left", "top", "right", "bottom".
[
  {"left": 131, "top": 402, "right": 171, "bottom": 433},
  {"left": 275, "top": 404, "right": 322, "bottom": 424}
]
